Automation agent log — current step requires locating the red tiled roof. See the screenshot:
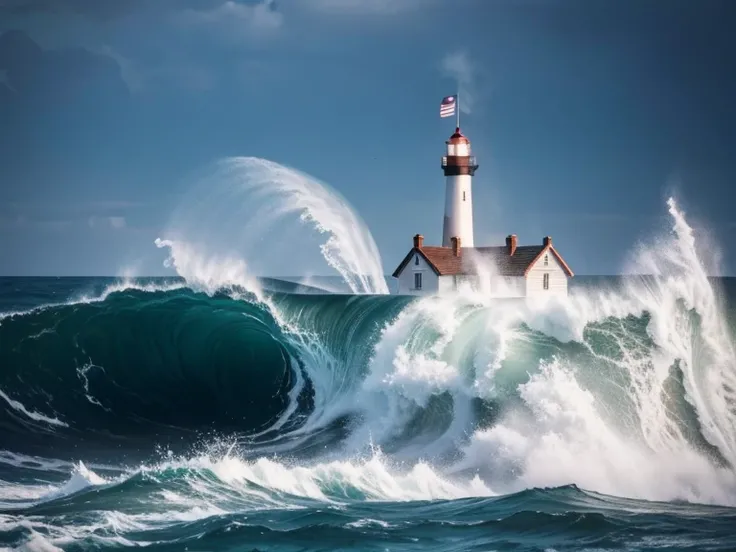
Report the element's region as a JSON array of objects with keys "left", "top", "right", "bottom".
[{"left": 392, "top": 245, "right": 574, "bottom": 278}]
